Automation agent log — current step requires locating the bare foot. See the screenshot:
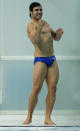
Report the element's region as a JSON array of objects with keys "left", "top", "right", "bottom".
[
  {"left": 44, "top": 118, "right": 56, "bottom": 126},
  {"left": 23, "top": 118, "right": 32, "bottom": 125}
]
